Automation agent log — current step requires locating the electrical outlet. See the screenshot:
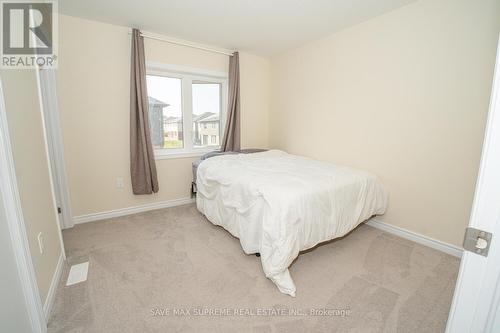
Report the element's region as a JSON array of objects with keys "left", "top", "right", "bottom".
[
  {"left": 37, "top": 232, "right": 44, "bottom": 254},
  {"left": 116, "top": 177, "right": 124, "bottom": 189}
]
